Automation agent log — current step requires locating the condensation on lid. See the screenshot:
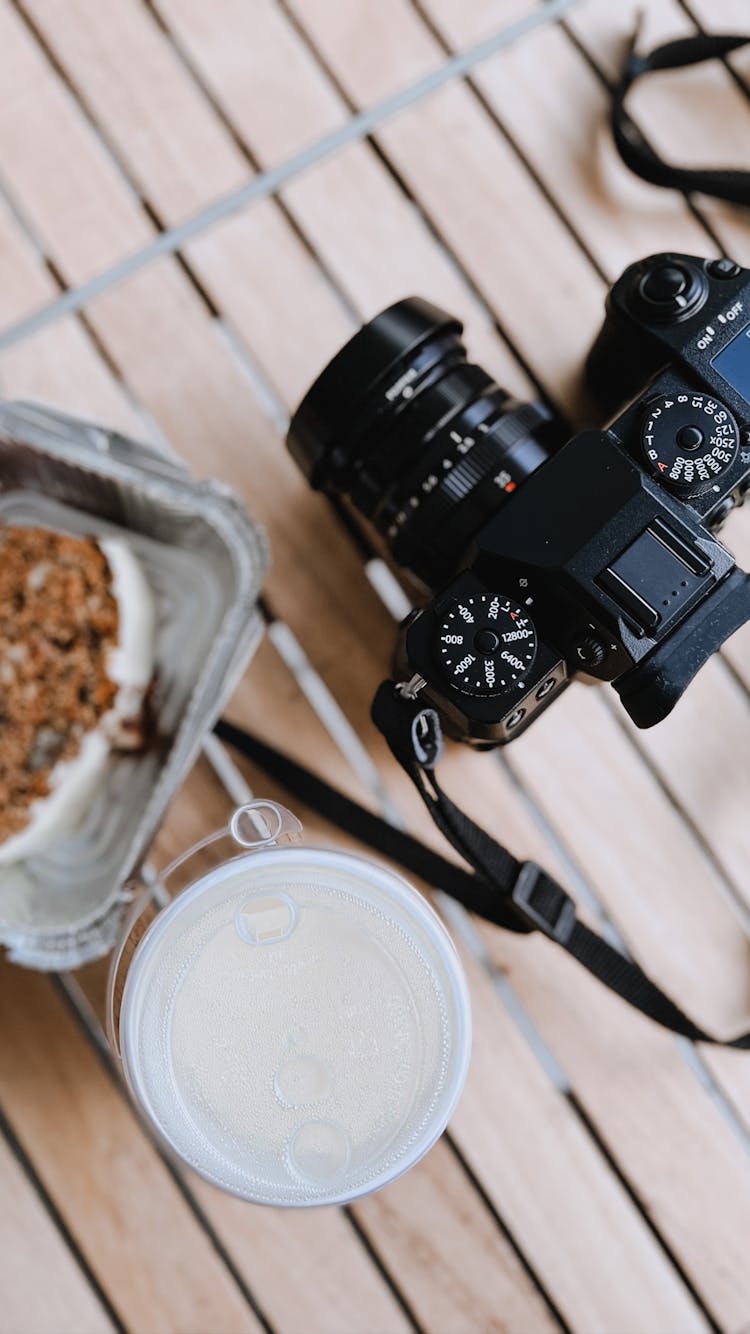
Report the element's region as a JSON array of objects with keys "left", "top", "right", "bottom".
[{"left": 118, "top": 845, "right": 471, "bottom": 1207}]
